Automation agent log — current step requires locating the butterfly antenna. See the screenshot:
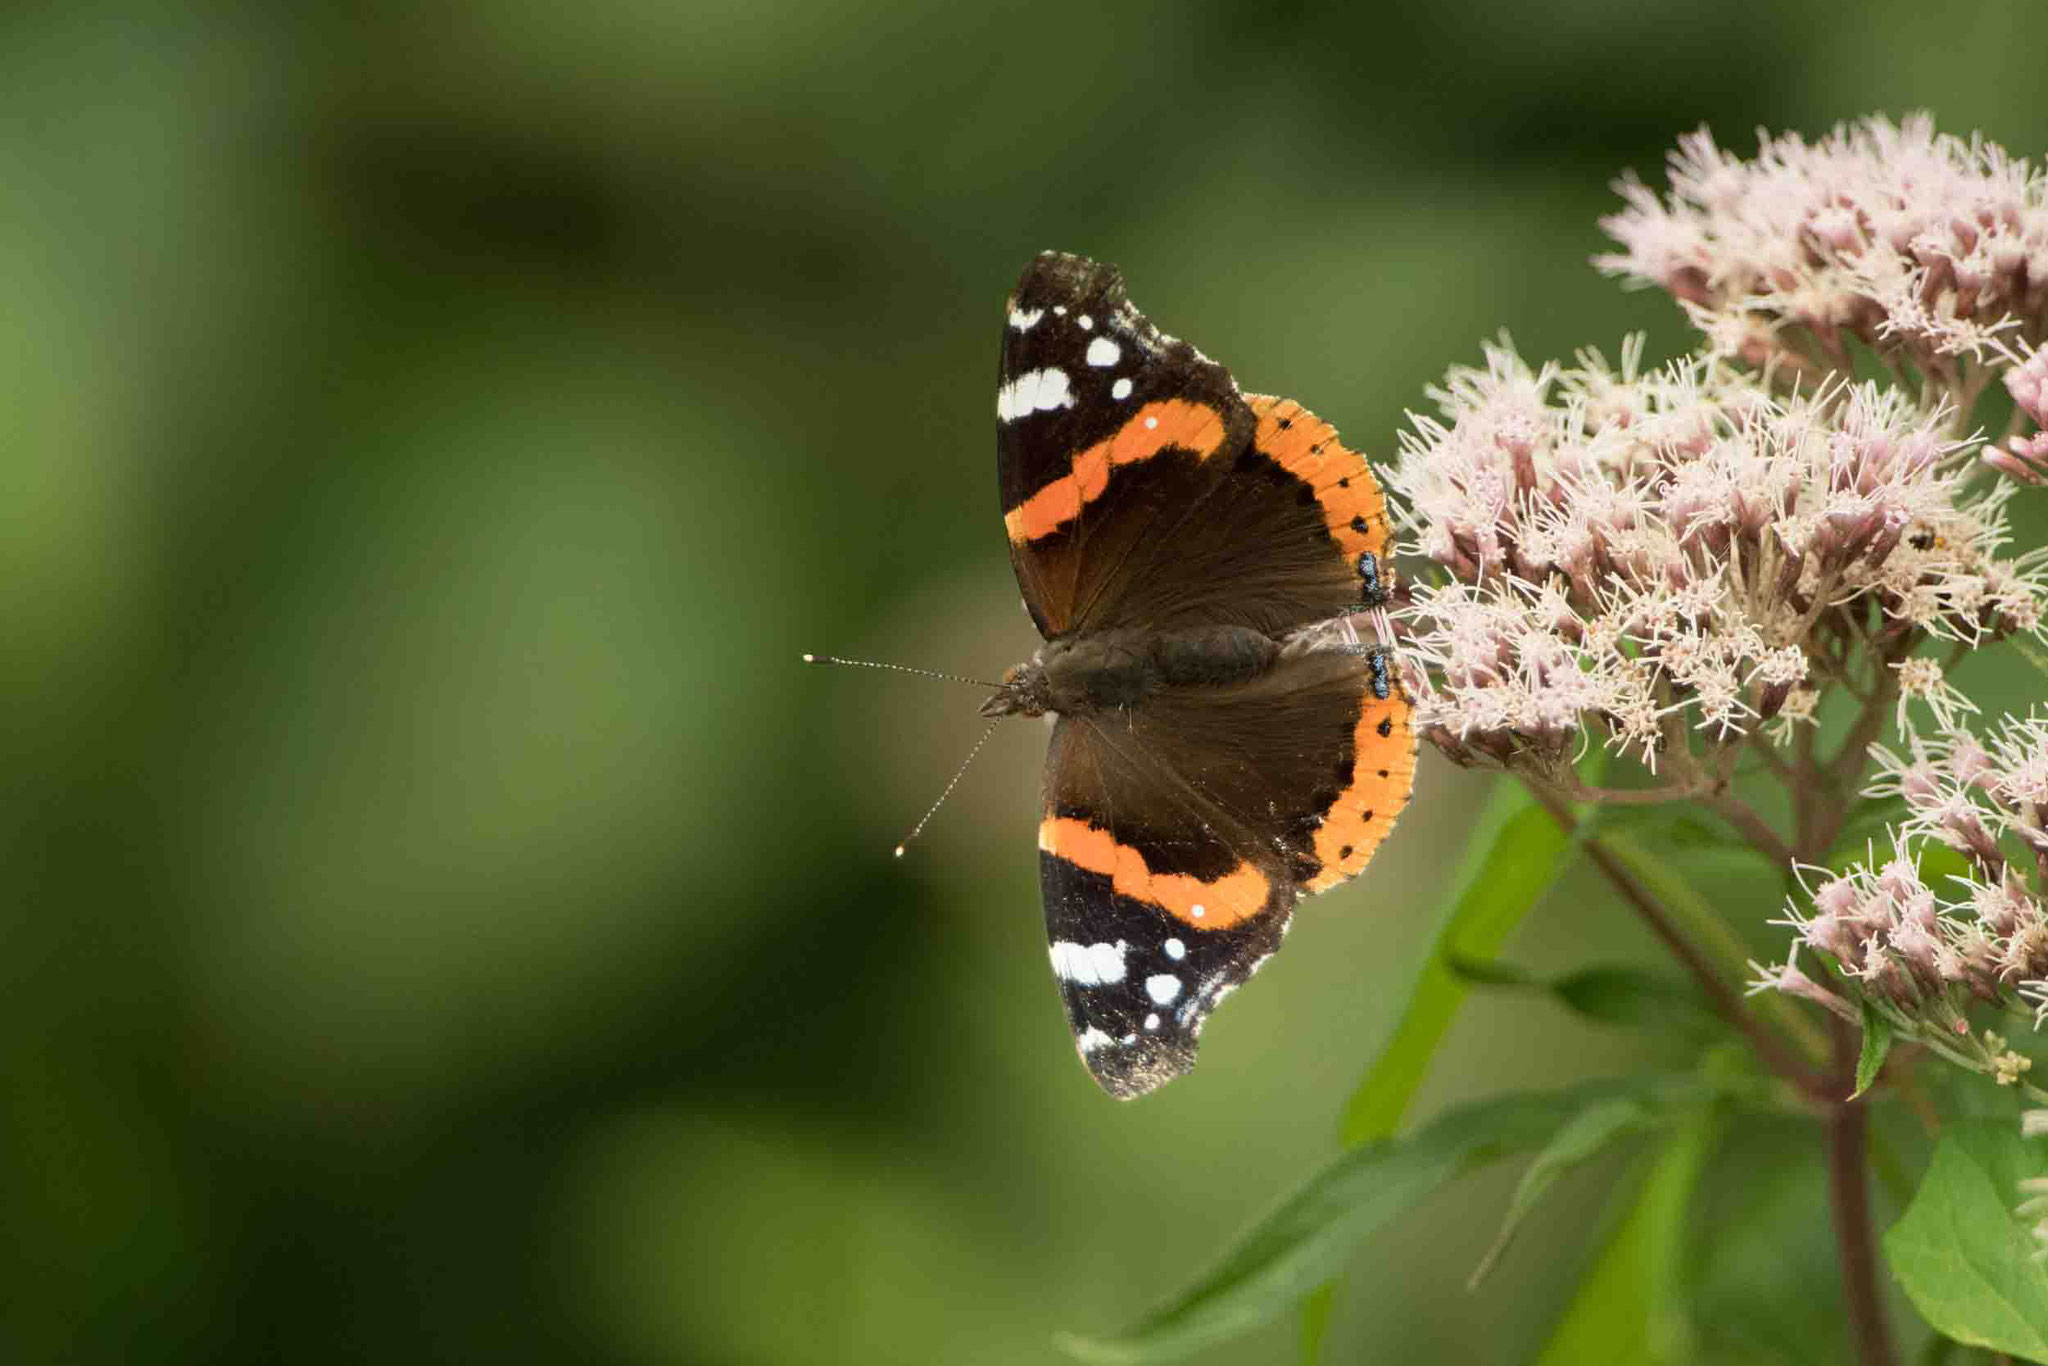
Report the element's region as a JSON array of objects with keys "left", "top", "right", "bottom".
[
  {"left": 894, "top": 716, "right": 1002, "bottom": 858},
  {"left": 801, "top": 653, "right": 1001, "bottom": 689}
]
